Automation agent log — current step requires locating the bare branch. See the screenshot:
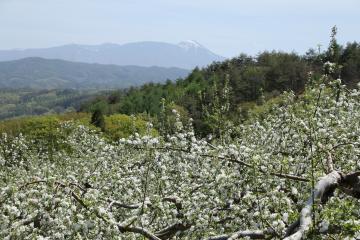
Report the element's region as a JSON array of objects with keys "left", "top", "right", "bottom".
[
  {"left": 284, "top": 219, "right": 300, "bottom": 237},
  {"left": 318, "top": 145, "right": 334, "bottom": 173},
  {"left": 228, "top": 230, "right": 267, "bottom": 239},
  {"left": 107, "top": 199, "right": 141, "bottom": 210},
  {"left": 117, "top": 225, "right": 162, "bottom": 240},
  {"left": 270, "top": 172, "right": 308, "bottom": 182},
  {"left": 208, "top": 229, "right": 270, "bottom": 240},
  {"left": 284, "top": 171, "right": 342, "bottom": 240},
  {"left": 155, "top": 223, "right": 191, "bottom": 239}
]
